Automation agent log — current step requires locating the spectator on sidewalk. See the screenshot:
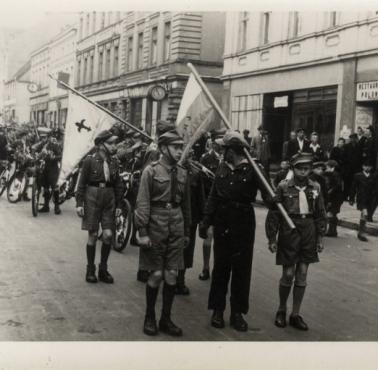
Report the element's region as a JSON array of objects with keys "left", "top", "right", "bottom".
[
  {"left": 361, "top": 125, "right": 376, "bottom": 171},
  {"left": 243, "top": 129, "right": 252, "bottom": 146},
  {"left": 251, "top": 125, "right": 271, "bottom": 174},
  {"left": 310, "top": 161, "right": 327, "bottom": 203},
  {"left": 285, "top": 128, "right": 311, "bottom": 160},
  {"left": 324, "top": 160, "right": 344, "bottom": 237},
  {"left": 330, "top": 138, "right": 347, "bottom": 176},
  {"left": 309, "top": 132, "right": 326, "bottom": 162},
  {"left": 344, "top": 133, "right": 362, "bottom": 201},
  {"left": 273, "top": 160, "right": 290, "bottom": 189},
  {"left": 282, "top": 131, "right": 296, "bottom": 160},
  {"left": 349, "top": 160, "right": 375, "bottom": 241}
]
